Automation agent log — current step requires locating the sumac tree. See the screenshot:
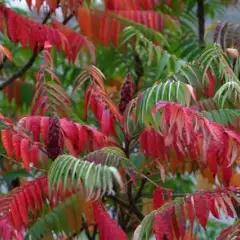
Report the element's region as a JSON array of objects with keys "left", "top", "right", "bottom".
[{"left": 0, "top": 0, "right": 240, "bottom": 240}]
